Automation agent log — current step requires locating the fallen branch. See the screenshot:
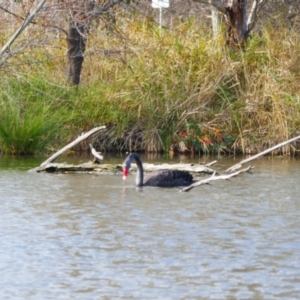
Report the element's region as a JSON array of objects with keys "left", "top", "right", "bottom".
[
  {"left": 35, "top": 161, "right": 215, "bottom": 174},
  {"left": 180, "top": 166, "right": 253, "bottom": 192},
  {"left": 36, "top": 162, "right": 120, "bottom": 174},
  {"left": 181, "top": 135, "right": 300, "bottom": 191},
  {"left": 40, "top": 126, "right": 106, "bottom": 167},
  {"left": 129, "top": 162, "right": 215, "bottom": 174},
  {"left": 226, "top": 135, "right": 300, "bottom": 173}
]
